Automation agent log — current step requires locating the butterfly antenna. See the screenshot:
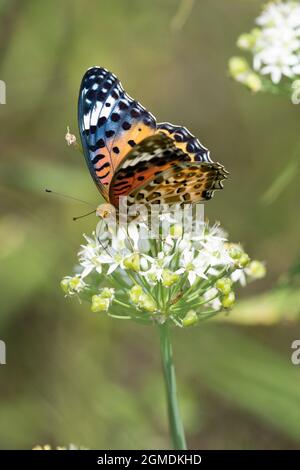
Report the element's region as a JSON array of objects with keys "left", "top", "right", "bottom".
[
  {"left": 98, "top": 238, "right": 111, "bottom": 256},
  {"left": 44, "top": 188, "right": 94, "bottom": 207},
  {"left": 73, "top": 209, "right": 96, "bottom": 221},
  {"left": 96, "top": 219, "right": 112, "bottom": 256}
]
